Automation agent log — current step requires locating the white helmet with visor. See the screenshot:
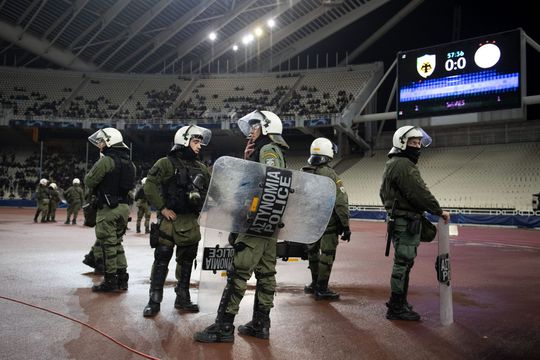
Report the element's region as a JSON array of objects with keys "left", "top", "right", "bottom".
[
  {"left": 88, "top": 127, "right": 128, "bottom": 149},
  {"left": 392, "top": 125, "right": 432, "bottom": 150},
  {"left": 172, "top": 125, "right": 211, "bottom": 150},
  {"left": 237, "top": 110, "right": 289, "bottom": 149}
]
